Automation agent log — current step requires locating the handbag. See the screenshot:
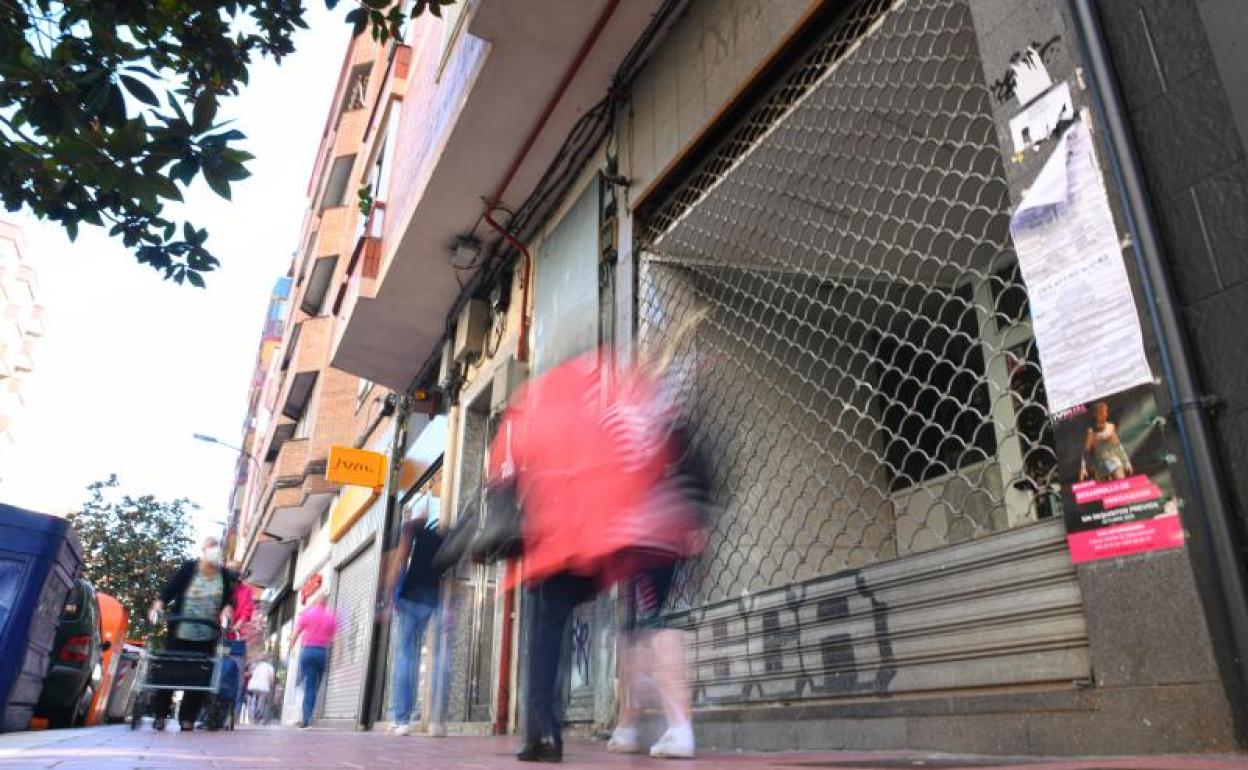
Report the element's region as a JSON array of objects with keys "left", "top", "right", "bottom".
[
  {"left": 469, "top": 481, "right": 523, "bottom": 563},
  {"left": 430, "top": 505, "right": 479, "bottom": 574}
]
